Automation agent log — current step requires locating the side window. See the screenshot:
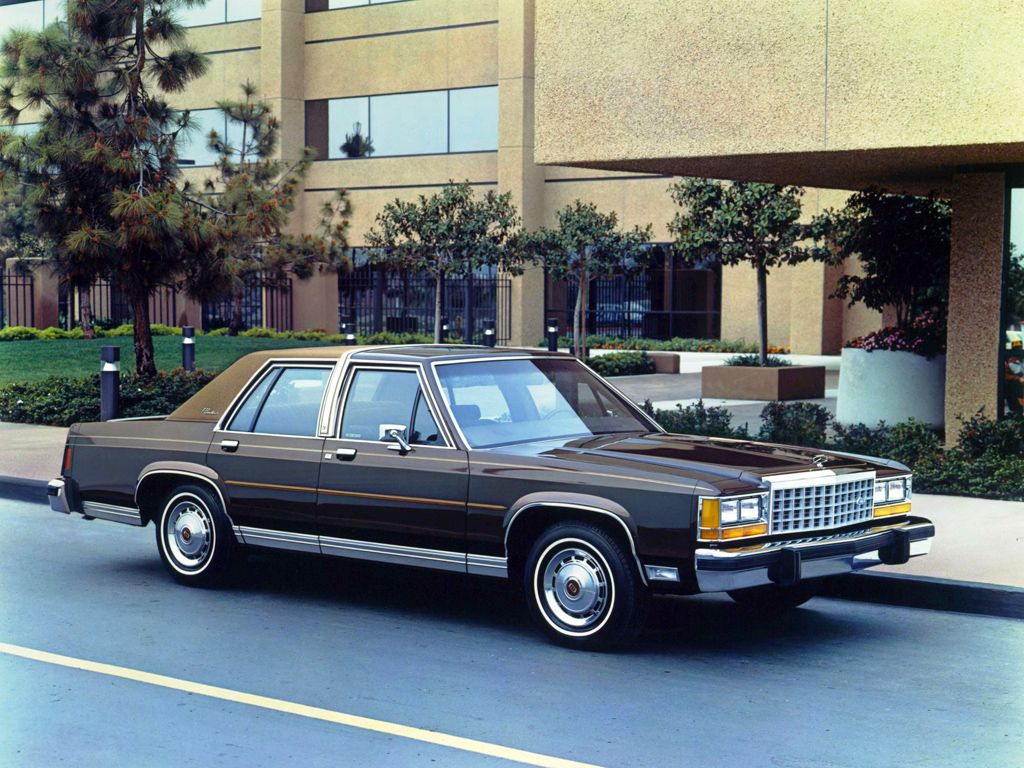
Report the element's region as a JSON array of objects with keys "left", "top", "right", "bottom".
[
  {"left": 227, "top": 369, "right": 279, "bottom": 432},
  {"left": 229, "top": 366, "right": 331, "bottom": 437},
  {"left": 338, "top": 368, "right": 444, "bottom": 445}
]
